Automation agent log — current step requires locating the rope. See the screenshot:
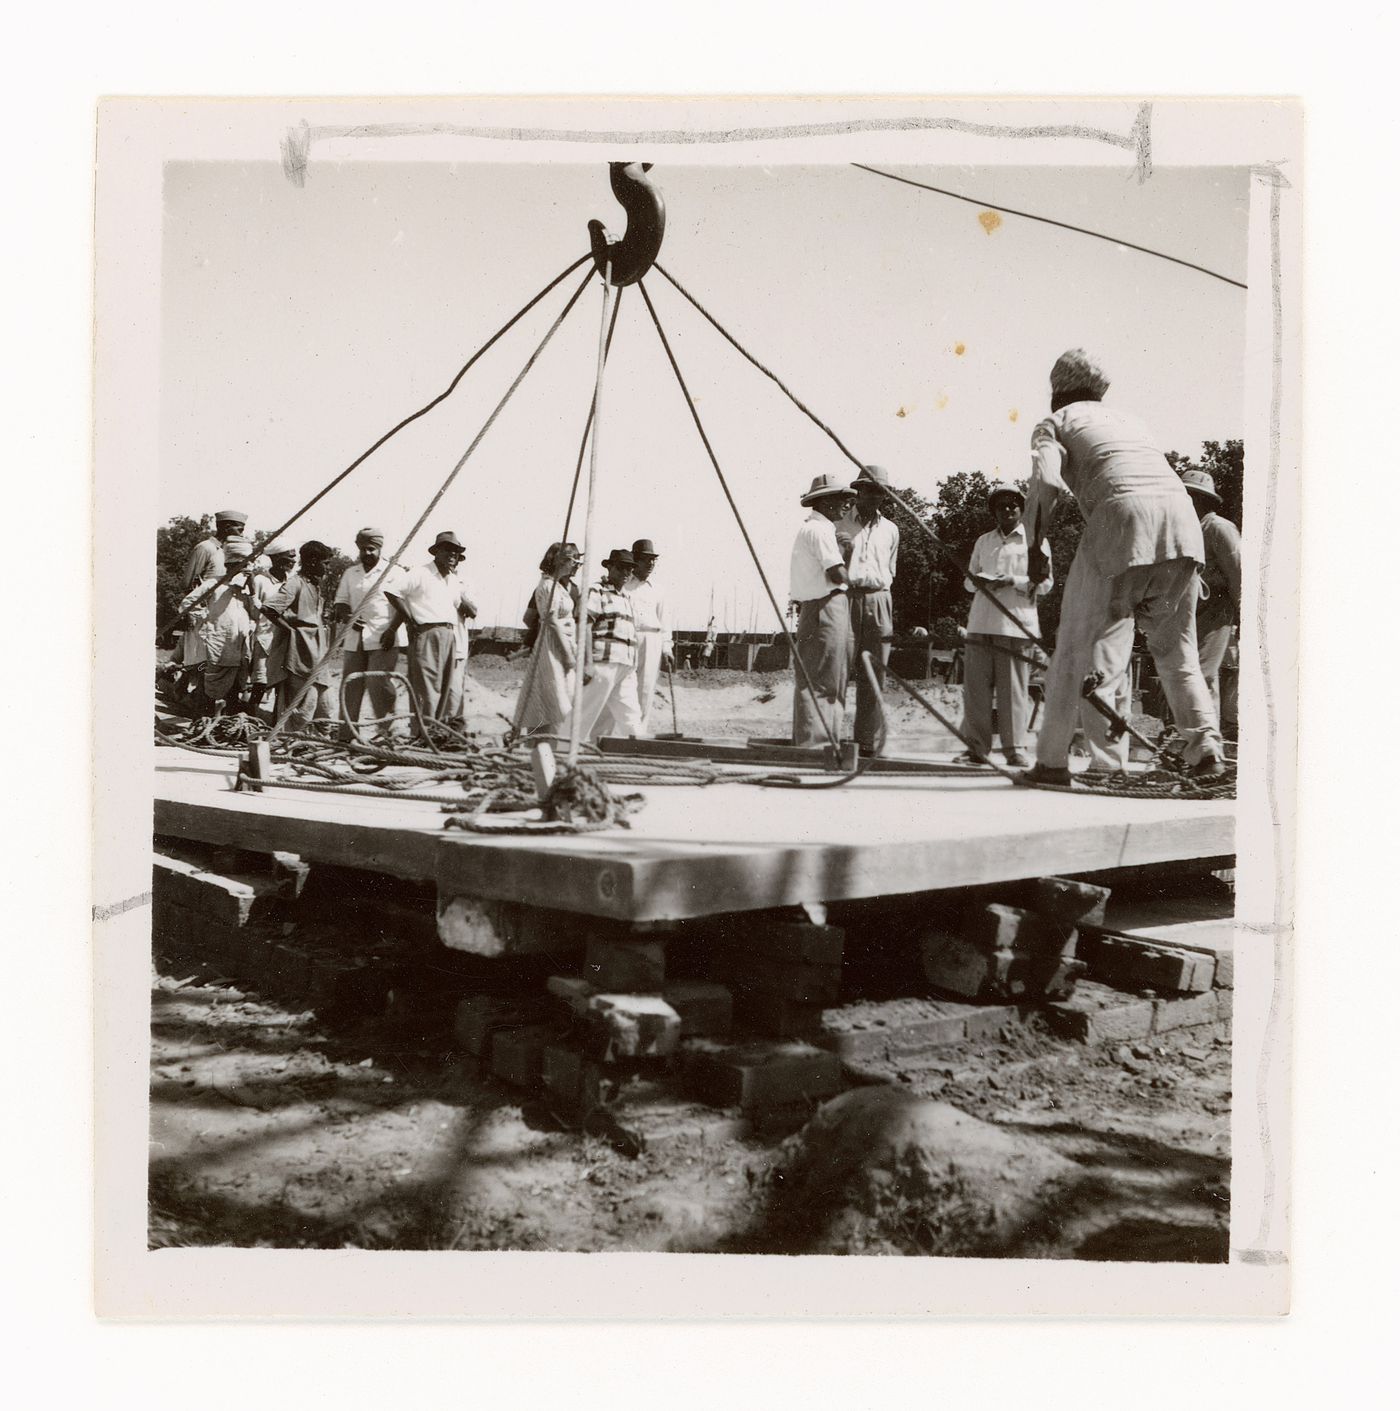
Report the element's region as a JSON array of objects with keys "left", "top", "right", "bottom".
[
  {"left": 849, "top": 163, "right": 1248, "bottom": 291},
  {"left": 268, "top": 265, "right": 595, "bottom": 740},
  {"left": 161, "top": 253, "right": 592, "bottom": 638},
  {"left": 636, "top": 277, "right": 842, "bottom": 756}
]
